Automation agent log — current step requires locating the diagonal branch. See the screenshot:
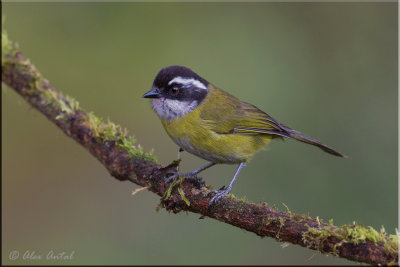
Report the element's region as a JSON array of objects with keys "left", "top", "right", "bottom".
[{"left": 2, "top": 31, "right": 398, "bottom": 266}]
